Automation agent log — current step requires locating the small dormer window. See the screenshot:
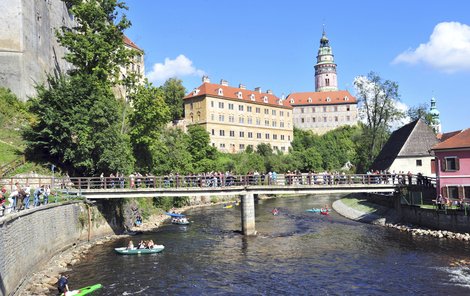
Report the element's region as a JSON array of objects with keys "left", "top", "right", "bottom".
[
  {"left": 326, "top": 97, "right": 331, "bottom": 102},
  {"left": 250, "top": 94, "right": 255, "bottom": 101},
  {"left": 263, "top": 96, "right": 268, "bottom": 103},
  {"left": 278, "top": 100, "right": 283, "bottom": 105},
  {"left": 290, "top": 98, "right": 294, "bottom": 104},
  {"left": 193, "top": 88, "right": 200, "bottom": 95},
  {"left": 344, "top": 96, "right": 349, "bottom": 101},
  {"left": 218, "top": 88, "right": 223, "bottom": 96},
  {"left": 307, "top": 97, "right": 312, "bottom": 103},
  {"left": 237, "top": 91, "right": 243, "bottom": 99}
]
